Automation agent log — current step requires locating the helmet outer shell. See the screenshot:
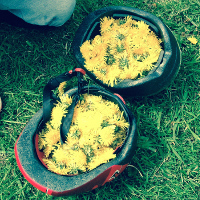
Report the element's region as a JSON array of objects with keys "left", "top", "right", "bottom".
[
  {"left": 72, "top": 6, "right": 181, "bottom": 96},
  {"left": 15, "top": 85, "right": 137, "bottom": 196}
]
